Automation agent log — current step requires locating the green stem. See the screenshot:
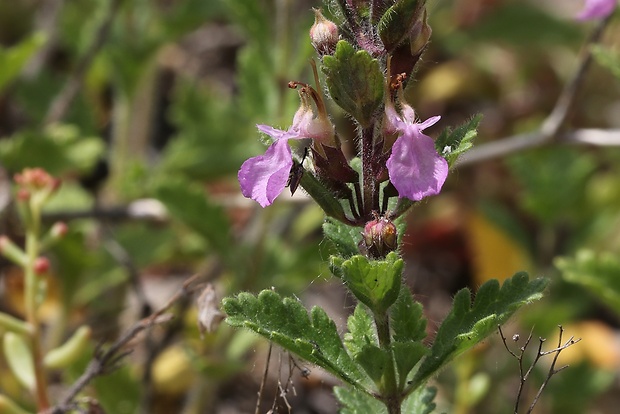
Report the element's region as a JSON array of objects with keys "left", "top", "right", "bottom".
[
  {"left": 374, "top": 311, "right": 401, "bottom": 414},
  {"left": 24, "top": 208, "right": 50, "bottom": 410}
]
